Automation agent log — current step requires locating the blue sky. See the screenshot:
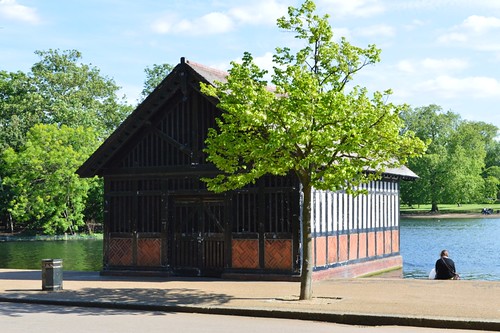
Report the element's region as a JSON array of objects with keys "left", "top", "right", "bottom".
[{"left": 2, "top": 0, "right": 500, "bottom": 129}]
